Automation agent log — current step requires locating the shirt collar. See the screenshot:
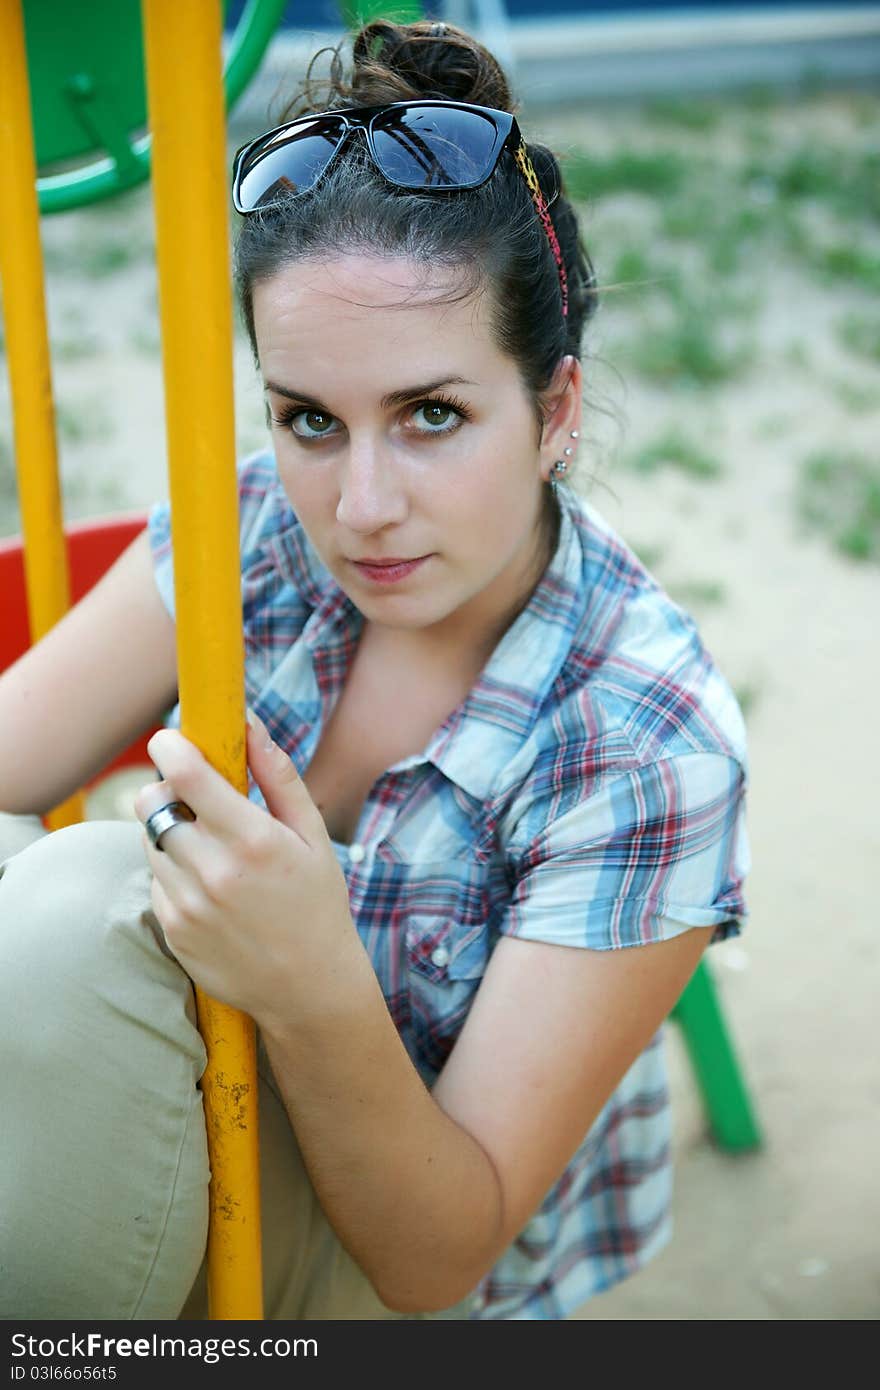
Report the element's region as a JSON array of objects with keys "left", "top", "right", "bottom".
[
  {"left": 261, "top": 483, "right": 586, "bottom": 802},
  {"left": 423, "top": 487, "right": 586, "bottom": 799}
]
